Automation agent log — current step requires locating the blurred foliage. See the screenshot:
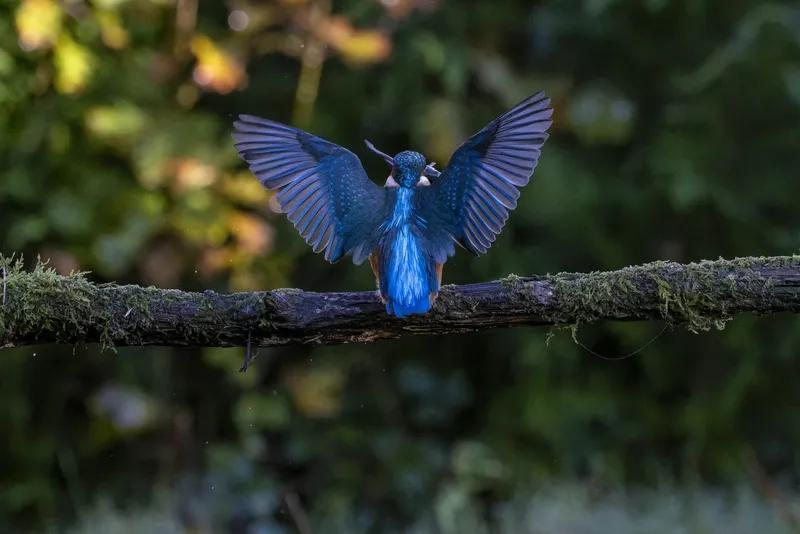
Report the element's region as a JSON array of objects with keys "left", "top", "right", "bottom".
[{"left": 1, "top": 0, "right": 800, "bottom": 531}]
